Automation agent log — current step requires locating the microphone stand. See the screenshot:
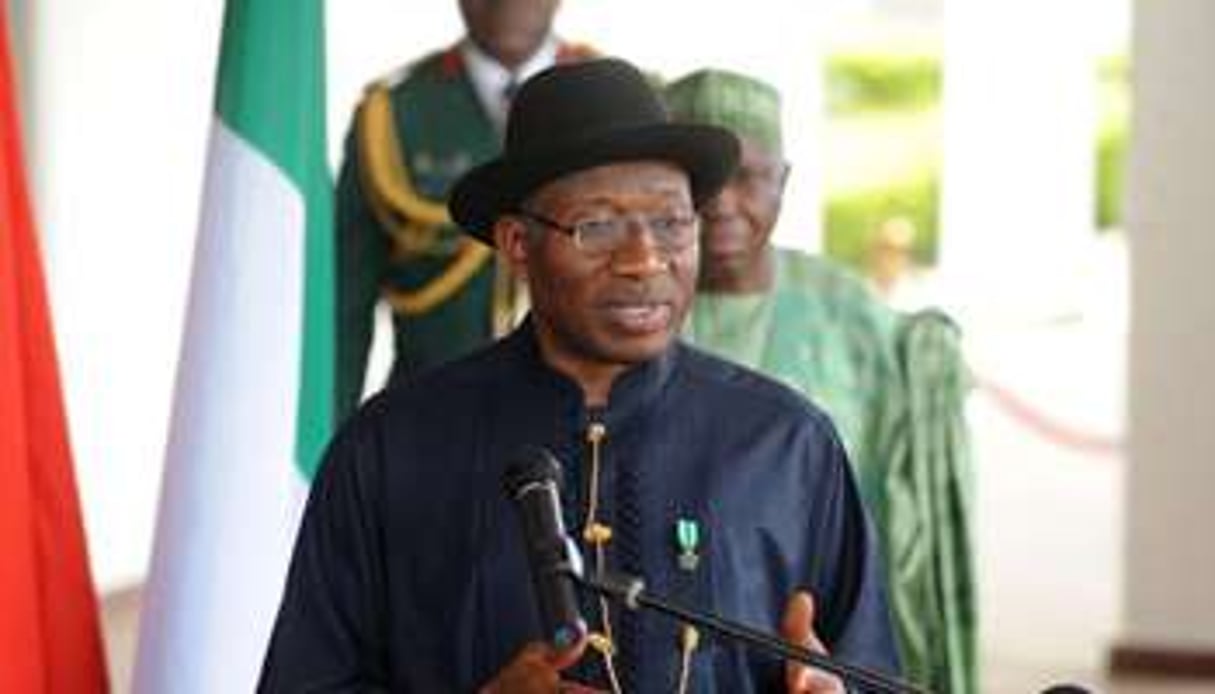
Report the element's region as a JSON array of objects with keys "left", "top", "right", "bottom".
[{"left": 570, "top": 569, "right": 930, "bottom": 694}]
